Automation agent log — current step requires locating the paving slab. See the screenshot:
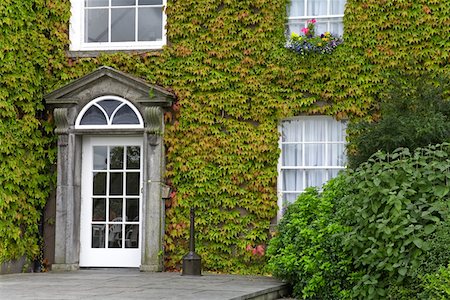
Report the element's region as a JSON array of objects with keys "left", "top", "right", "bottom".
[{"left": 0, "top": 269, "right": 289, "bottom": 300}]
